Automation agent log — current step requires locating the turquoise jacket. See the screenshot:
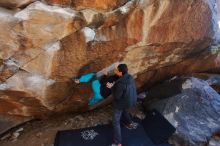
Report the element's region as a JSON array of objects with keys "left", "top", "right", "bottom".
[{"left": 78, "top": 72, "right": 95, "bottom": 83}]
